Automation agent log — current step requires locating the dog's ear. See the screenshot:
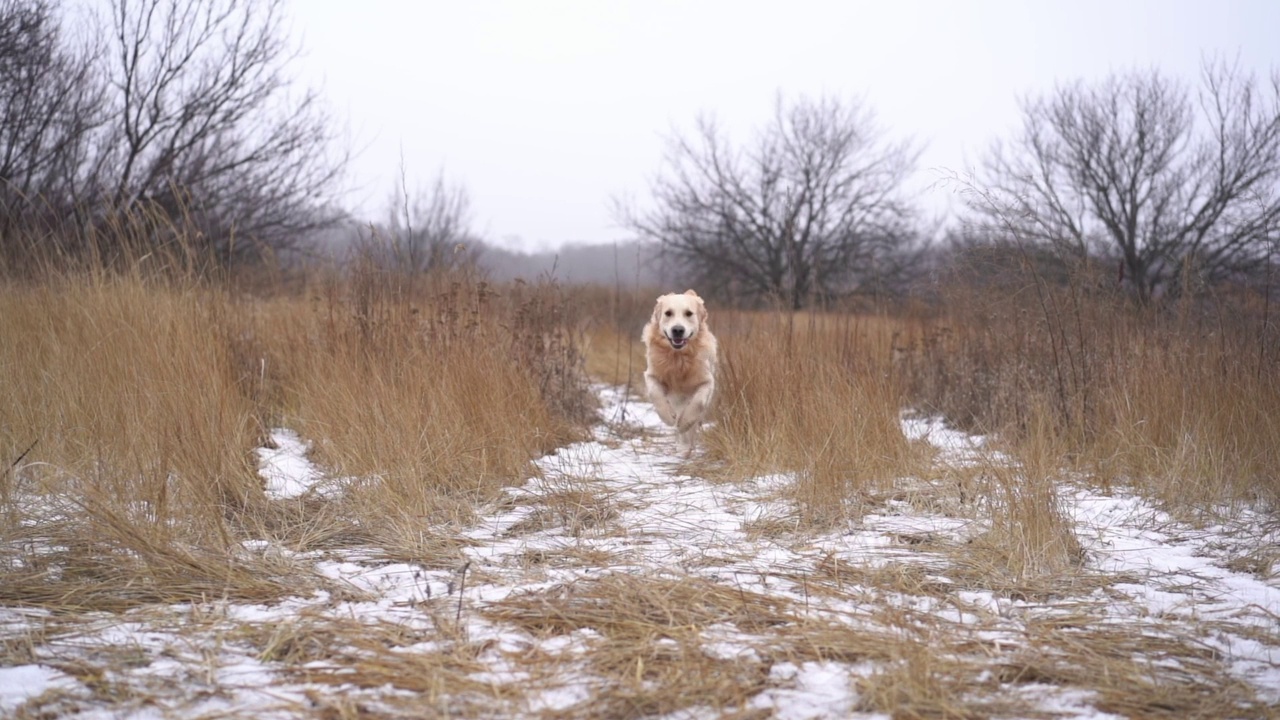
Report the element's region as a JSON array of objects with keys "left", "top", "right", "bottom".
[
  {"left": 683, "top": 289, "right": 700, "bottom": 298},
  {"left": 697, "top": 296, "right": 708, "bottom": 322},
  {"left": 652, "top": 296, "right": 665, "bottom": 321}
]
